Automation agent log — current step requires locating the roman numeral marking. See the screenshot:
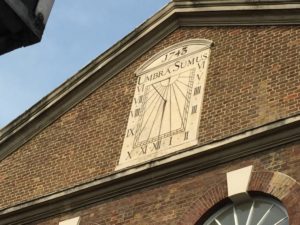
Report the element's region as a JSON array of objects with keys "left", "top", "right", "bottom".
[
  {"left": 191, "top": 105, "right": 197, "bottom": 114},
  {"left": 139, "top": 96, "right": 143, "bottom": 103},
  {"left": 126, "top": 129, "right": 134, "bottom": 137},
  {"left": 133, "top": 96, "right": 143, "bottom": 105},
  {"left": 126, "top": 152, "right": 132, "bottom": 159},
  {"left": 184, "top": 131, "right": 189, "bottom": 140},
  {"left": 194, "top": 86, "right": 201, "bottom": 96},
  {"left": 169, "top": 136, "right": 173, "bottom": 146},
  {"left": 153, "top": 140, "right": 161, "bottom": 150},
  {"left": 141, "top": 145, "right": 147, "bottom": 154},
  {"left": 137, "top": 84, "right": 145, "bottom": 93},
  {"left": 135, "top": 108, "right": 140, "bottom": 117},
  {"left": 196, "top": 73, "right": 202, "bottom": 80}
]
